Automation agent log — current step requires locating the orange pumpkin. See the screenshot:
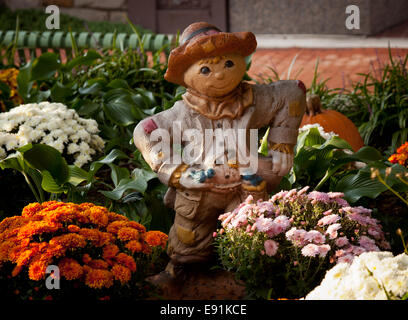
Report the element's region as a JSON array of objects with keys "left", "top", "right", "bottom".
[{"left": 300, "top": 94, "right": 364, "bottom": 151}]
